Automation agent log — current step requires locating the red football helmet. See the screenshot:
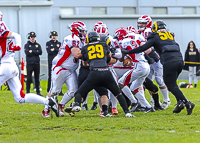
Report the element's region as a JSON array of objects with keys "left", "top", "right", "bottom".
[
  {"left": 96, "top": 26, "right": 109, "bottom": 36},
  {"left": 0, "top": 11, "right": 3, "bottom": 21},
  {"left": 137, "top": 15, "right": 152, "bottom": 31},
  {"left": 93, "top": 21, "right": 107, "bottom": 31},
  {"left": 70, "top": 21, "right": 87, "bottom": 40},
  {"left": 114, "top": 27, "right": 128, "bottom": 40},
  {"left": 126, "top": 26, "right": 138, "bottom": 34}
]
